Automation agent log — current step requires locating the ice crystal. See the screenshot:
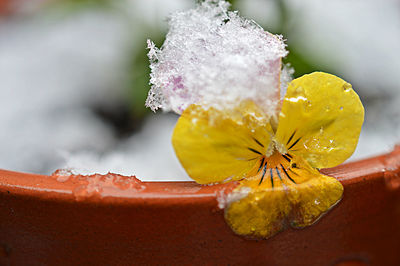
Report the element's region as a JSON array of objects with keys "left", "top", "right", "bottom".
[
  {"left": 146, "top": 0, "right": 288, "bottom": 116},
  {"left": 280, "top": 63, "right": 294, "bottom": 100}
]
